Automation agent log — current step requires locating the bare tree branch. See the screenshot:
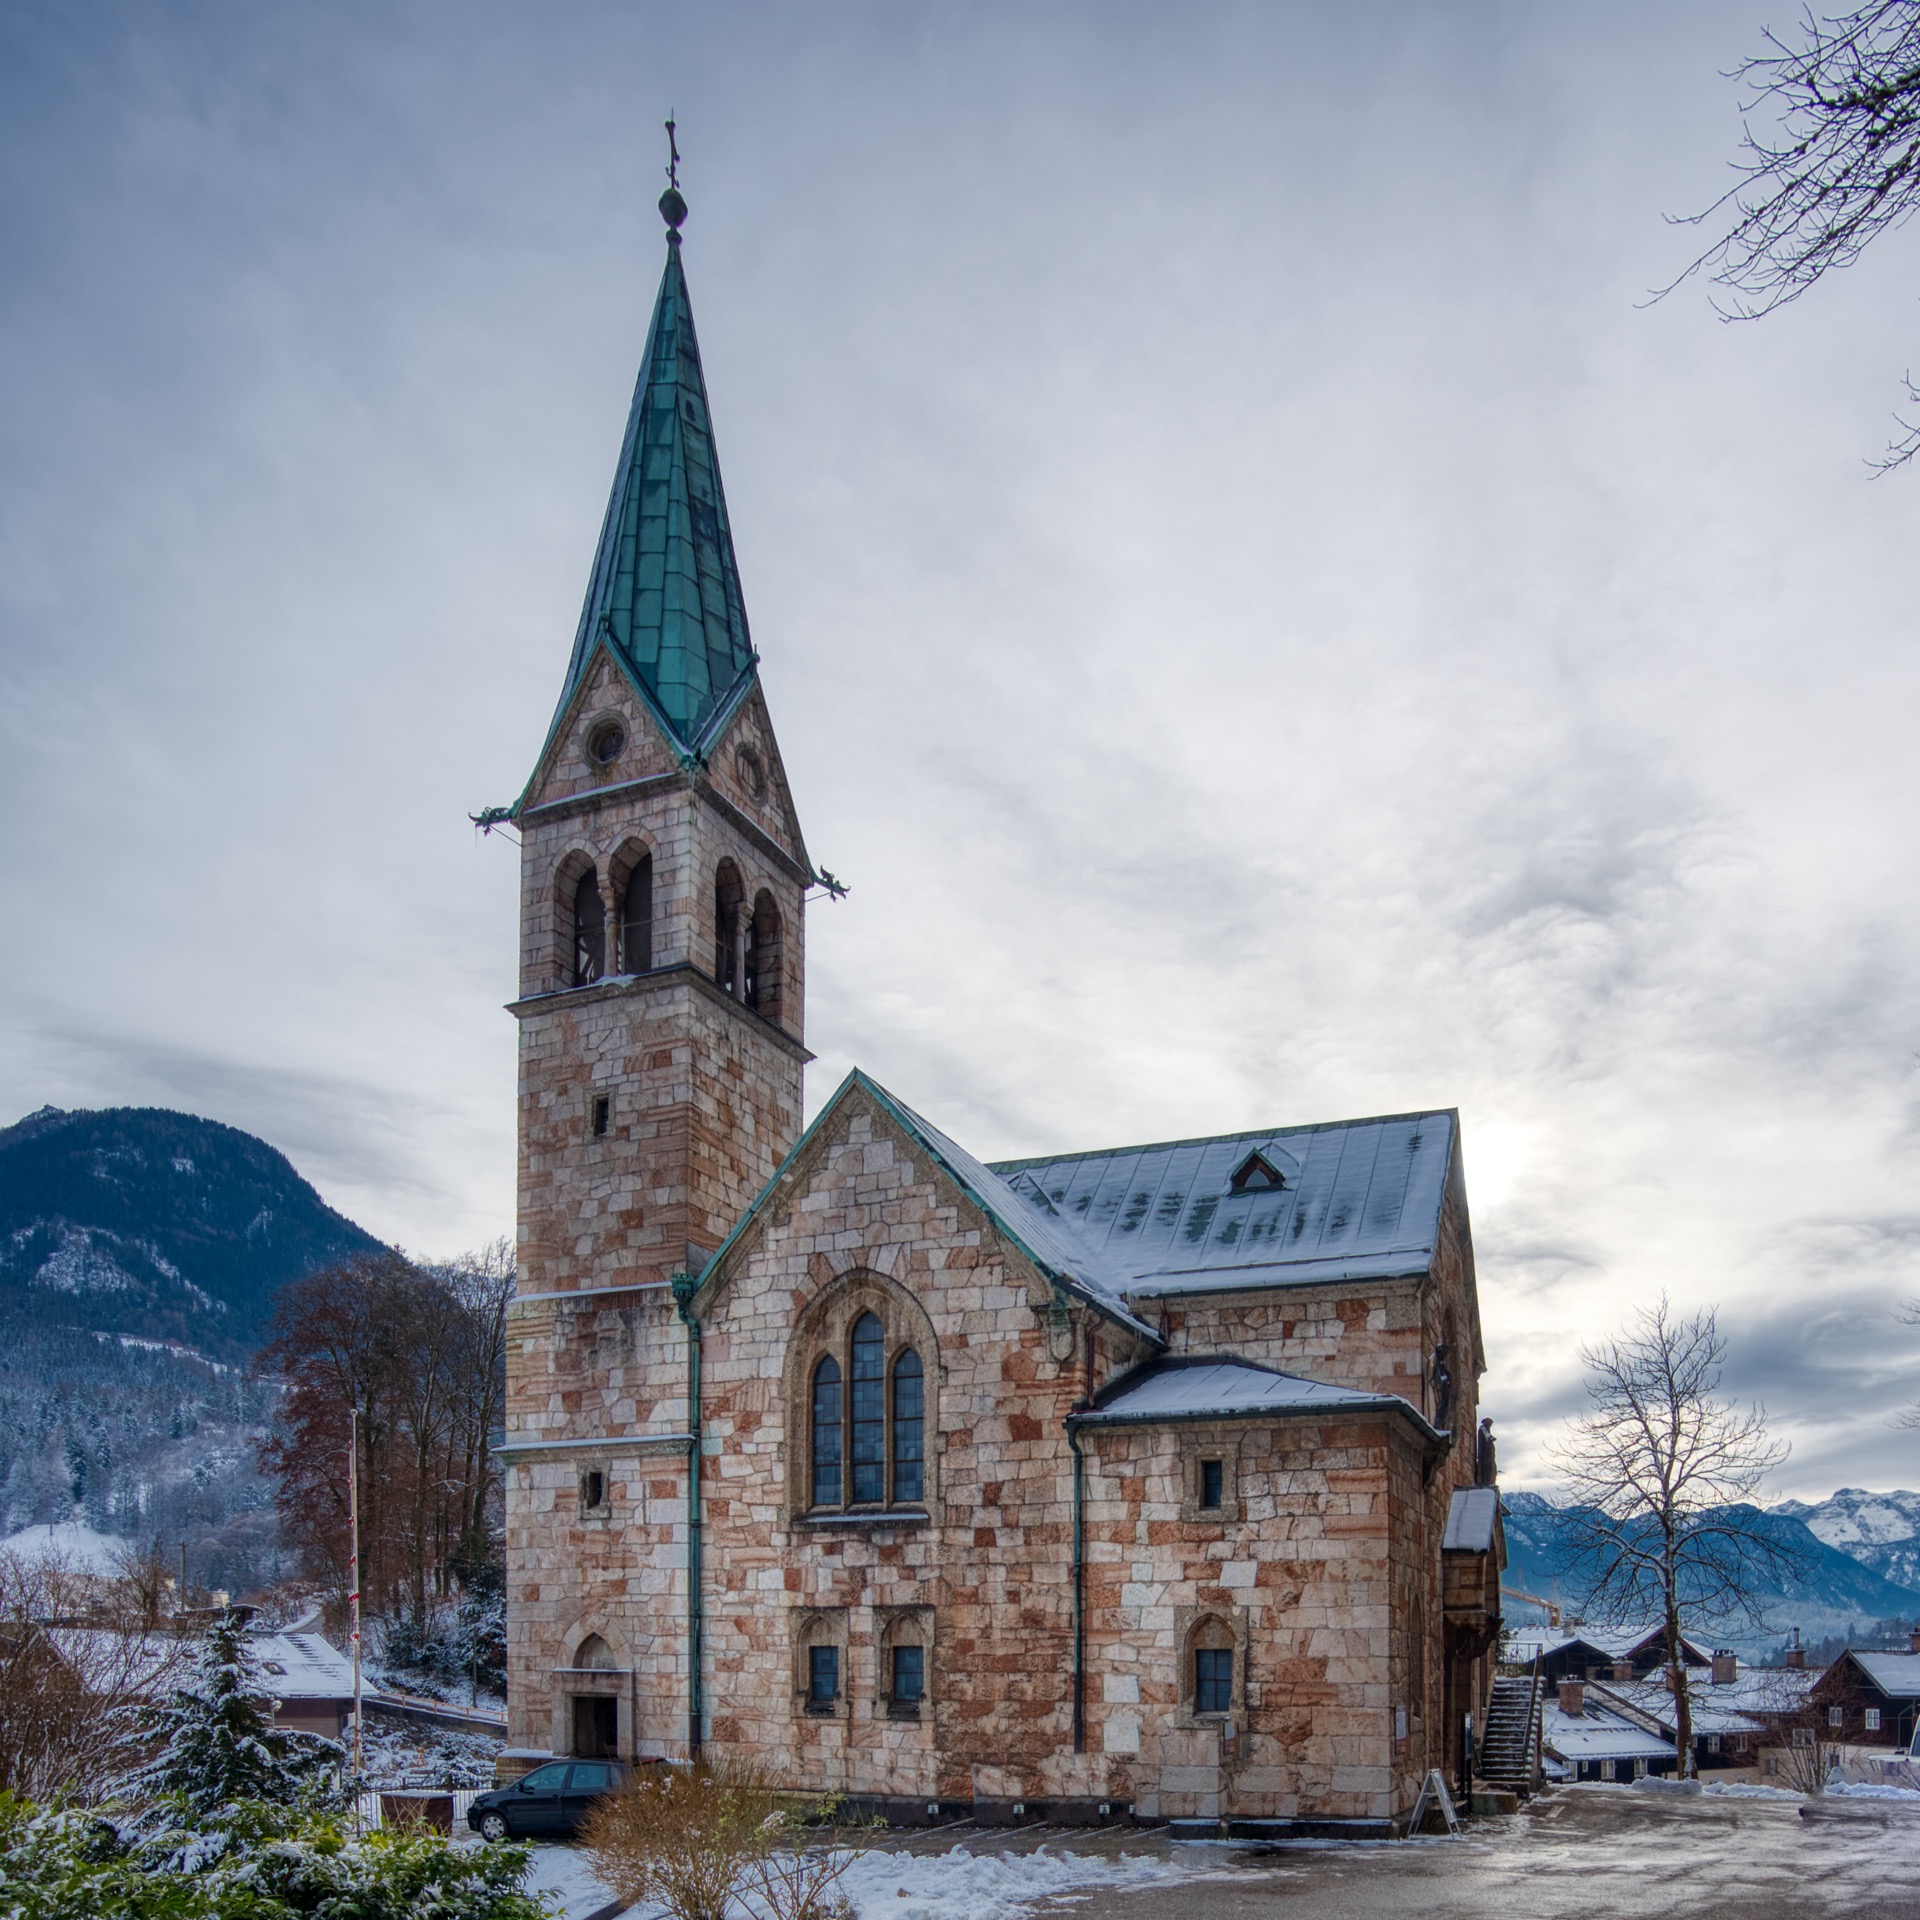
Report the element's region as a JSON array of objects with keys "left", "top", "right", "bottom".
[
  {"left": 1550, "top": 1296, "right": 1795, "bottom": 1778},
  {"left": 1663, "top": 2, "right": 1920, "bottom": 469}
]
